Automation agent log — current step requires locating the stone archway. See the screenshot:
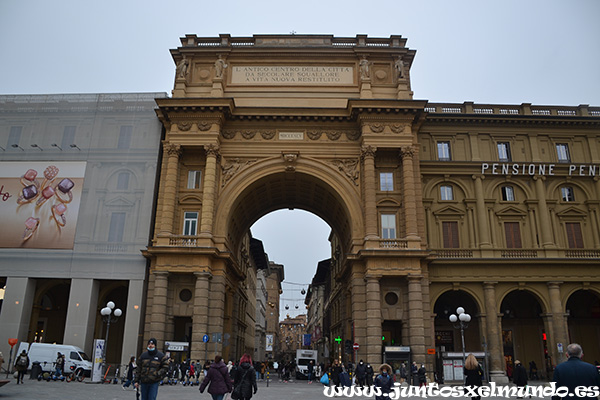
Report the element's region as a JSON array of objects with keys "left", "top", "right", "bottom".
[{"left": 566, "top": 289, "right": 600, "bottom": 363}]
